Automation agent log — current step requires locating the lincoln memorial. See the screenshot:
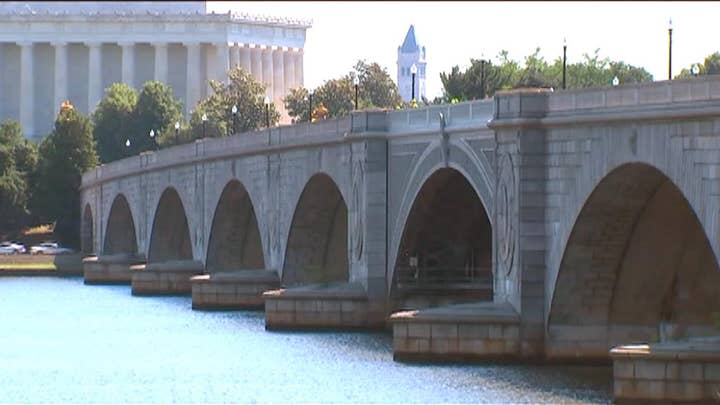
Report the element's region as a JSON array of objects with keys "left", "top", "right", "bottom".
[{"left": 0, "top": 1, "right": 310, "bottom": 140}]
